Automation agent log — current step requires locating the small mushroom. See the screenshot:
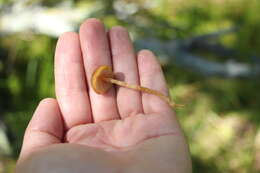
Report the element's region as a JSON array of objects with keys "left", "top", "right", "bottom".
[
  {"left": 91, "top": 65, "right": 114, "bottom": 94},
  {"left": 91, "top": 65, "right": 183, "bottom": 108}
]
